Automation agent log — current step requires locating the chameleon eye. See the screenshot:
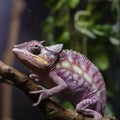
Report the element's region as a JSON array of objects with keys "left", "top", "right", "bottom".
[{"left": 30, "top": 44, "right": 41, "bottom": 55}]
